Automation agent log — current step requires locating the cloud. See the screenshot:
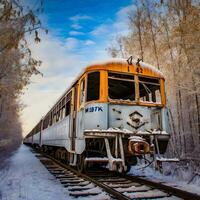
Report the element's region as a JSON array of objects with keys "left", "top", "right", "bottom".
[
  {"left": 70, "top": 14, "right": 93, "bottom": 32},
  {"left": 113, "top": 5, "right": 136, "bottom": 32},
  {"left": 69, "top": 31, "right": 84, "bottom": 36},
  {"left": 91, "top": 23, "right": 110, "bottom": 36},
  {"left": 65, "top": 37, "right": 80, "bottom": 51},
  {"left": 91, "top": 4, "right": 135, "bottom": 38},
  {"left": 70, "top": 14, "right": 93, "bottom": 22},
  {"left": 84, "top": 40, "right": 95, "bottom": 46},
  {"left": 71, "top": 23, "right": 82, "bottom": 30},
  {"left": 116, "top": 5, "right": 136, "bottom": 20}
]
